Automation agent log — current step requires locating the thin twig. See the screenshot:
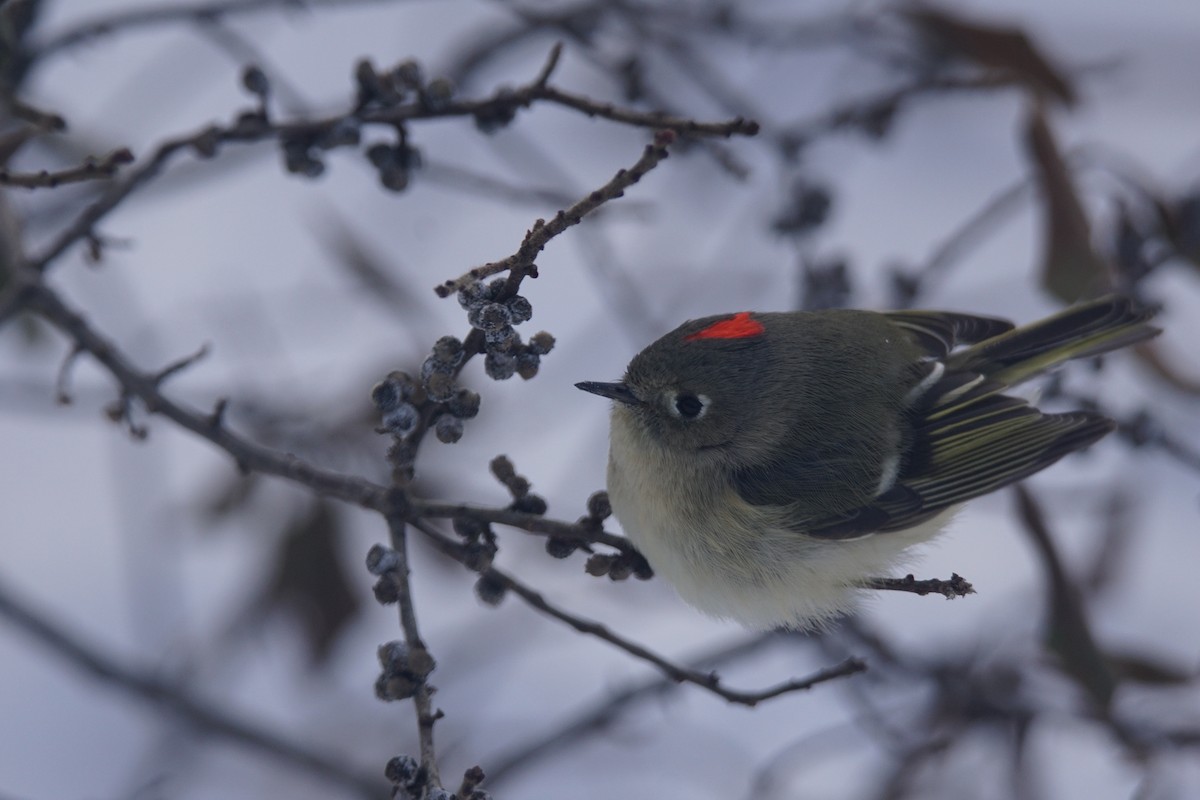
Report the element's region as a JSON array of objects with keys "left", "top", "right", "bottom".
[
  {"left": 0, "top": 148, "right": 134, "bottom": 189},
  {"left": 864, "top": 573, "right": 975, "bottom": 598},
  {"left": 53, "top": 343, "right": 84, "bottom": 404},
  {"left": 17, "top": 271, "right": 864, "bottom": 712},
  {"left": 432, "top": 130, "right": 680, "bottom": 297},
  {"left": 385, "top": 512, "right": 442, "bottom": 789},
  {"left": 25, "top": 50, "right": 754, "bottom": 276},
  {"left": 12, "top": 279, "right": 639, "bottom": 558},
  {"left": 780, "top": 73, "right": 1020, "bottom": 151},
  {"left": 410, "top": 519, "right": 866, "bottom": 707},
  {"left": 22, "top": 281, "right": 390, "bottom": 509},
  {"left": 411, "top": 499, "right": 637, "bottom": 555},
  {"left": 0, "top": 578, "right": 383, "bottom": 798},
  {"left": 153, "top": 342, "right": 211, "bottom": 386}
]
